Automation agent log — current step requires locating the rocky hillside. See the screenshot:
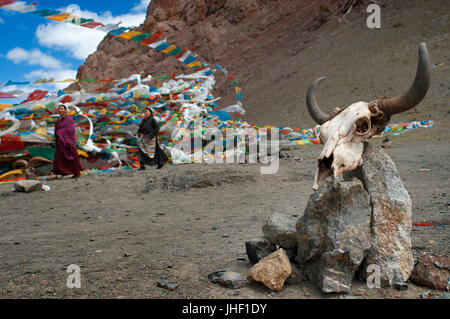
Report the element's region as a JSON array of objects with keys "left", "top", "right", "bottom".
[{"left": 75, "top": 0, "right": 450, "bottom": 128}]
